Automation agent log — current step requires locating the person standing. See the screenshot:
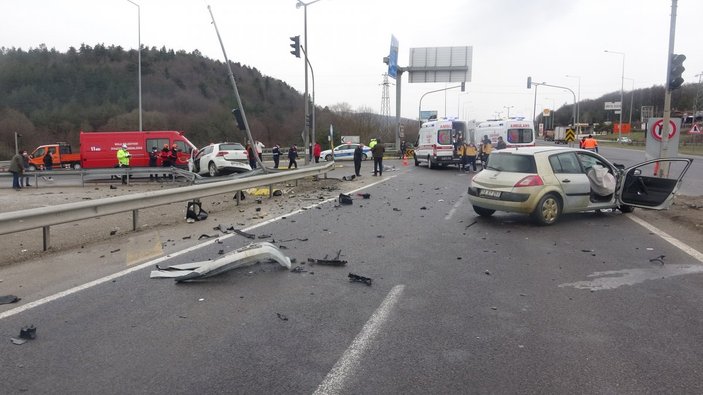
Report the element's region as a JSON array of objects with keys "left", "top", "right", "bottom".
[
  {"left": 42, "top": 148, "right": 54, "bottom": 181},
  {"left": 148, "top": 146, "right": 159, "bottom": 180},
  {"left": 371, "top": 138, "right": 385, "bottom": 176},
  {"left": 246, "top": 143, "right": 257, "bottom": 169},
  {"left": 288, "top": 144, "right": 298, "bottom": 169},
  {"left": 21, "top": 150, "right": 31, "bottom": 187},
  {"left": 495, "top": 136, "right": 507, "bottom": 150},
  {"left": 9, "top": 150, "right": 24, "bottom": 191},
  {"left": 582, "top": 135, "right": 598, "bottom": 152},
  {"left": 272, "top": 144, "right": 281, "bottom": 169},
  {"left": 255, "top": 140, "right": 265, "bottom": 162},
  {"left": 313, "top": 142, "right": 322, "bottom": 163},
  {"left": 169, "top": 144, "right": 179, "bottom": 168},
  {"left": 465, "top": 143, "right": 478, "bottom": 172},
  {"left": 399, "top": 140, "right": 406, "bottom": 159},
  {"left": 116, "top": 143, "right": 131, "bottom": 184},
  {"left": 353, "top": 143, "right": 364, "bottom": 177}
]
